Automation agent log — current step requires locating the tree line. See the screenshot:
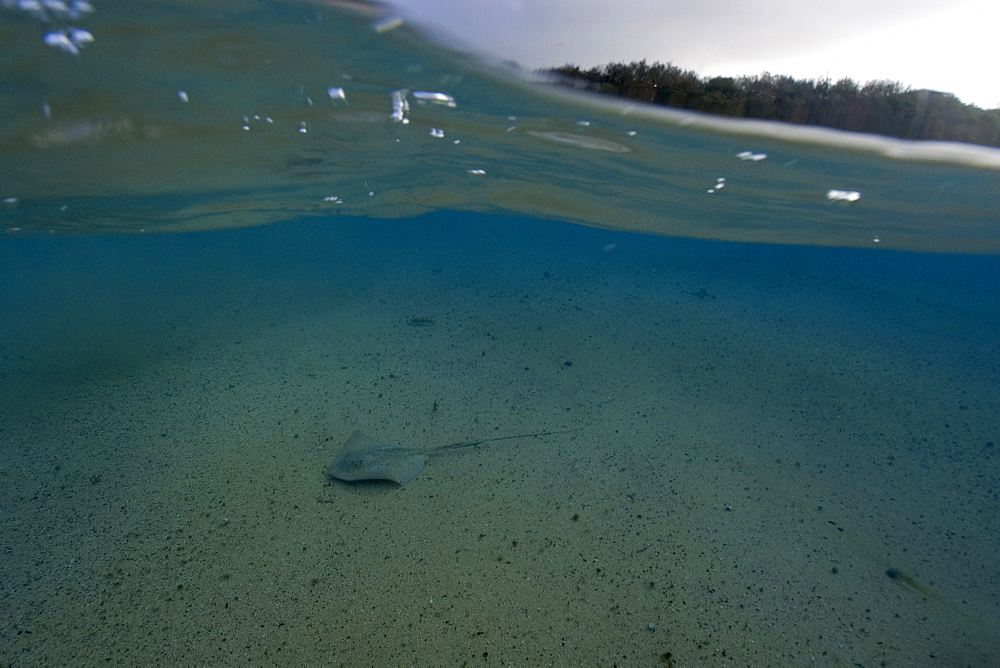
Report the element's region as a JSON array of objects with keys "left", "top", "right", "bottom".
[{"left": 544, "top": 60, "right": 1000, "bottom": 147}]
